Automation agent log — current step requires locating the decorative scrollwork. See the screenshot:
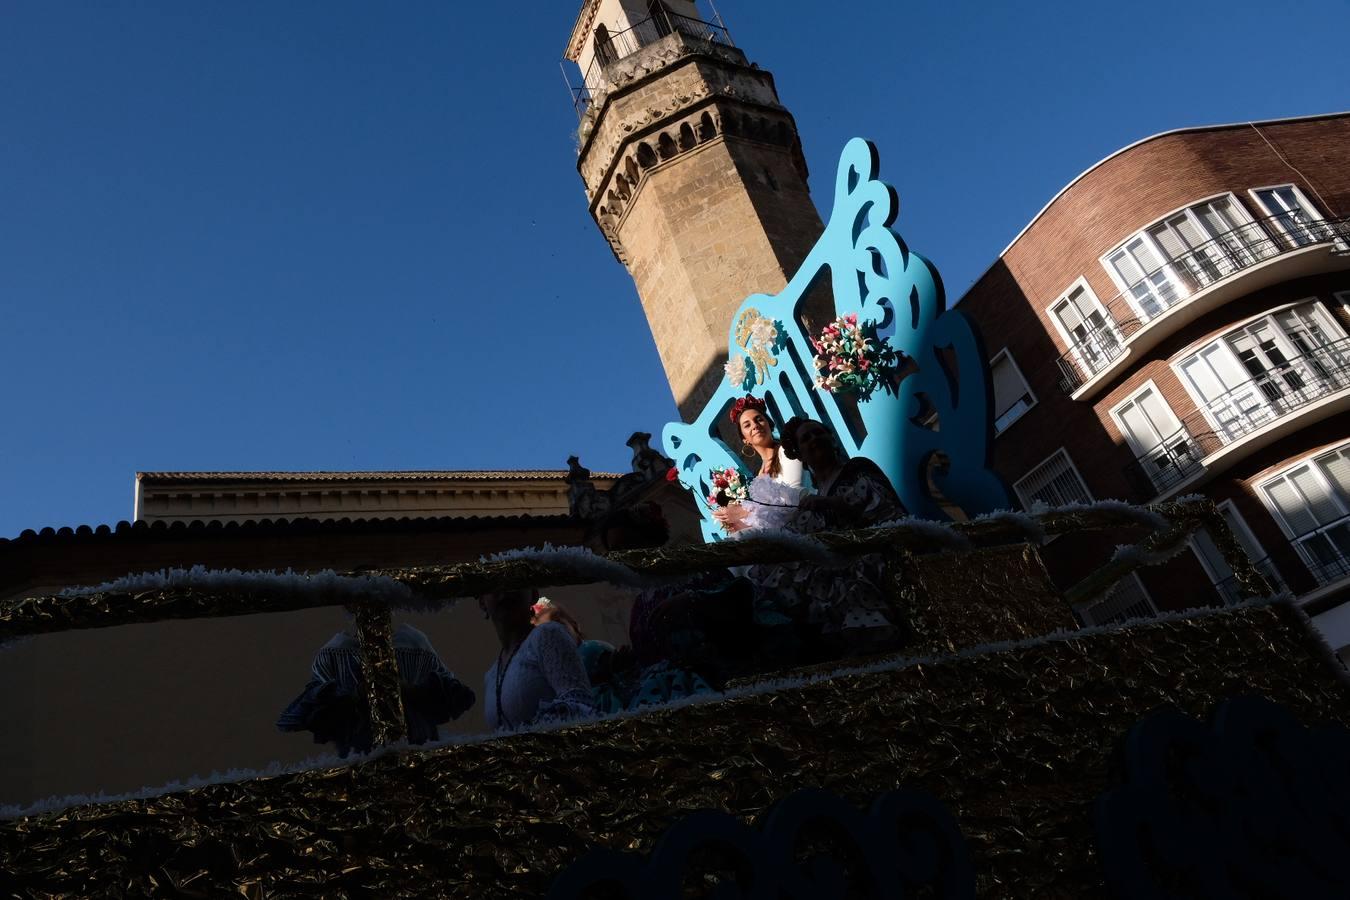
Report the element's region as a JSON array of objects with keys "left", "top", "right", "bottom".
[
  {"left": 734, "top": 308, "right": 780, "bottom": 386},
  {"left": 547, "top": 787, "right": 975, "bottom": 899},
  {"left": 1096, "top": 695, "right": 1350, "bottom": 899},
  {"left": 665, "top": 139, "right": 1010, "bottom": 540}
]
